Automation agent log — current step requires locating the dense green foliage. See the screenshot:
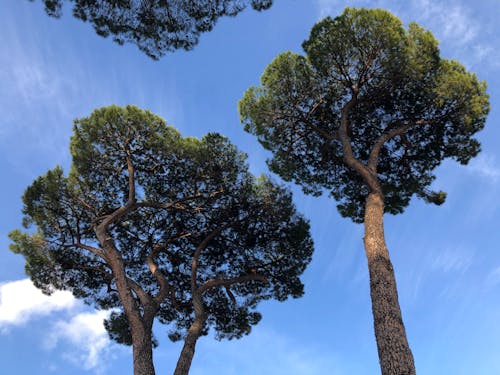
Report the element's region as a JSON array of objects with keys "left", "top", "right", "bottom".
[
  {"left": 10, "top": 105, "right": 313, "bottom": 345},
  {"left": 31, "top": 0, "right": 273, "bottom": 59},
  {"left": 240, "top": 8, "right": 489, "bottom": 222}
]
